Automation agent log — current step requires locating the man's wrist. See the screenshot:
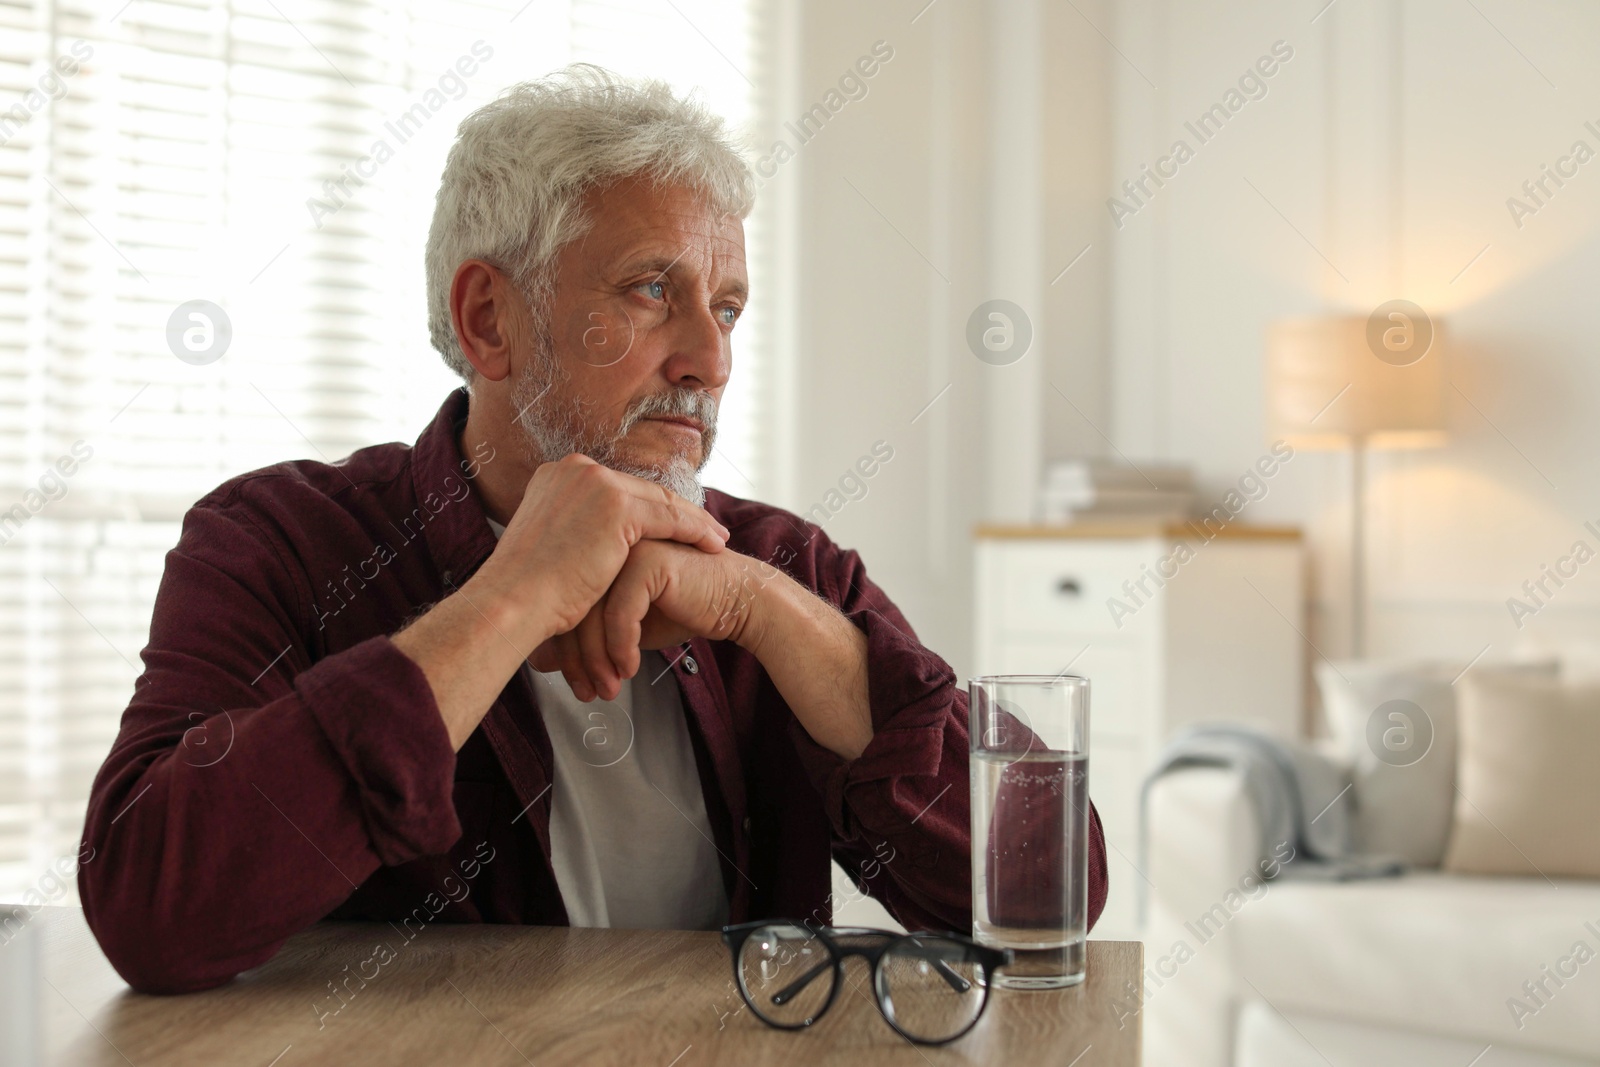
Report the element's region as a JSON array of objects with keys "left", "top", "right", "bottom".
[
  {"left": 459, "top": 568, "right": 561, "bottom": 656},
  {"left": 729, "top": 559, "right": 797, "bottom": 658},
  {"left": 738, "top": 571, "right": 874, "bottom": 761}
]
